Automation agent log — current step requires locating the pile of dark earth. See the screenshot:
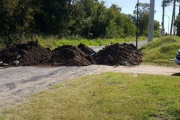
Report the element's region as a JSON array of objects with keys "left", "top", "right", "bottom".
[
  {"left": 94, "top": 43, "right": 143, "bottom": 66},
  {"left": 51, "top": 43, "right": 96, "bottom": 66},
  {"left": 0, "top": 41, "right": 143, "bottom": 67},
  {"left": 0, "top": 41, "right": 52, "bottom": 66}
]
